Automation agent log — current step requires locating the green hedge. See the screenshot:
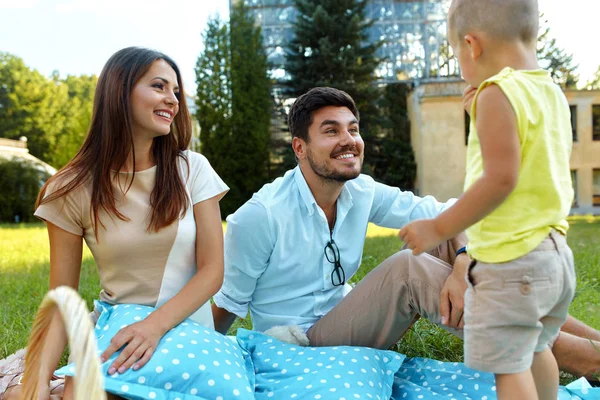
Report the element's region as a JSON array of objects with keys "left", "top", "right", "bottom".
[{"left": 0, "top": 158, "right": 51, "bottom": 223}]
